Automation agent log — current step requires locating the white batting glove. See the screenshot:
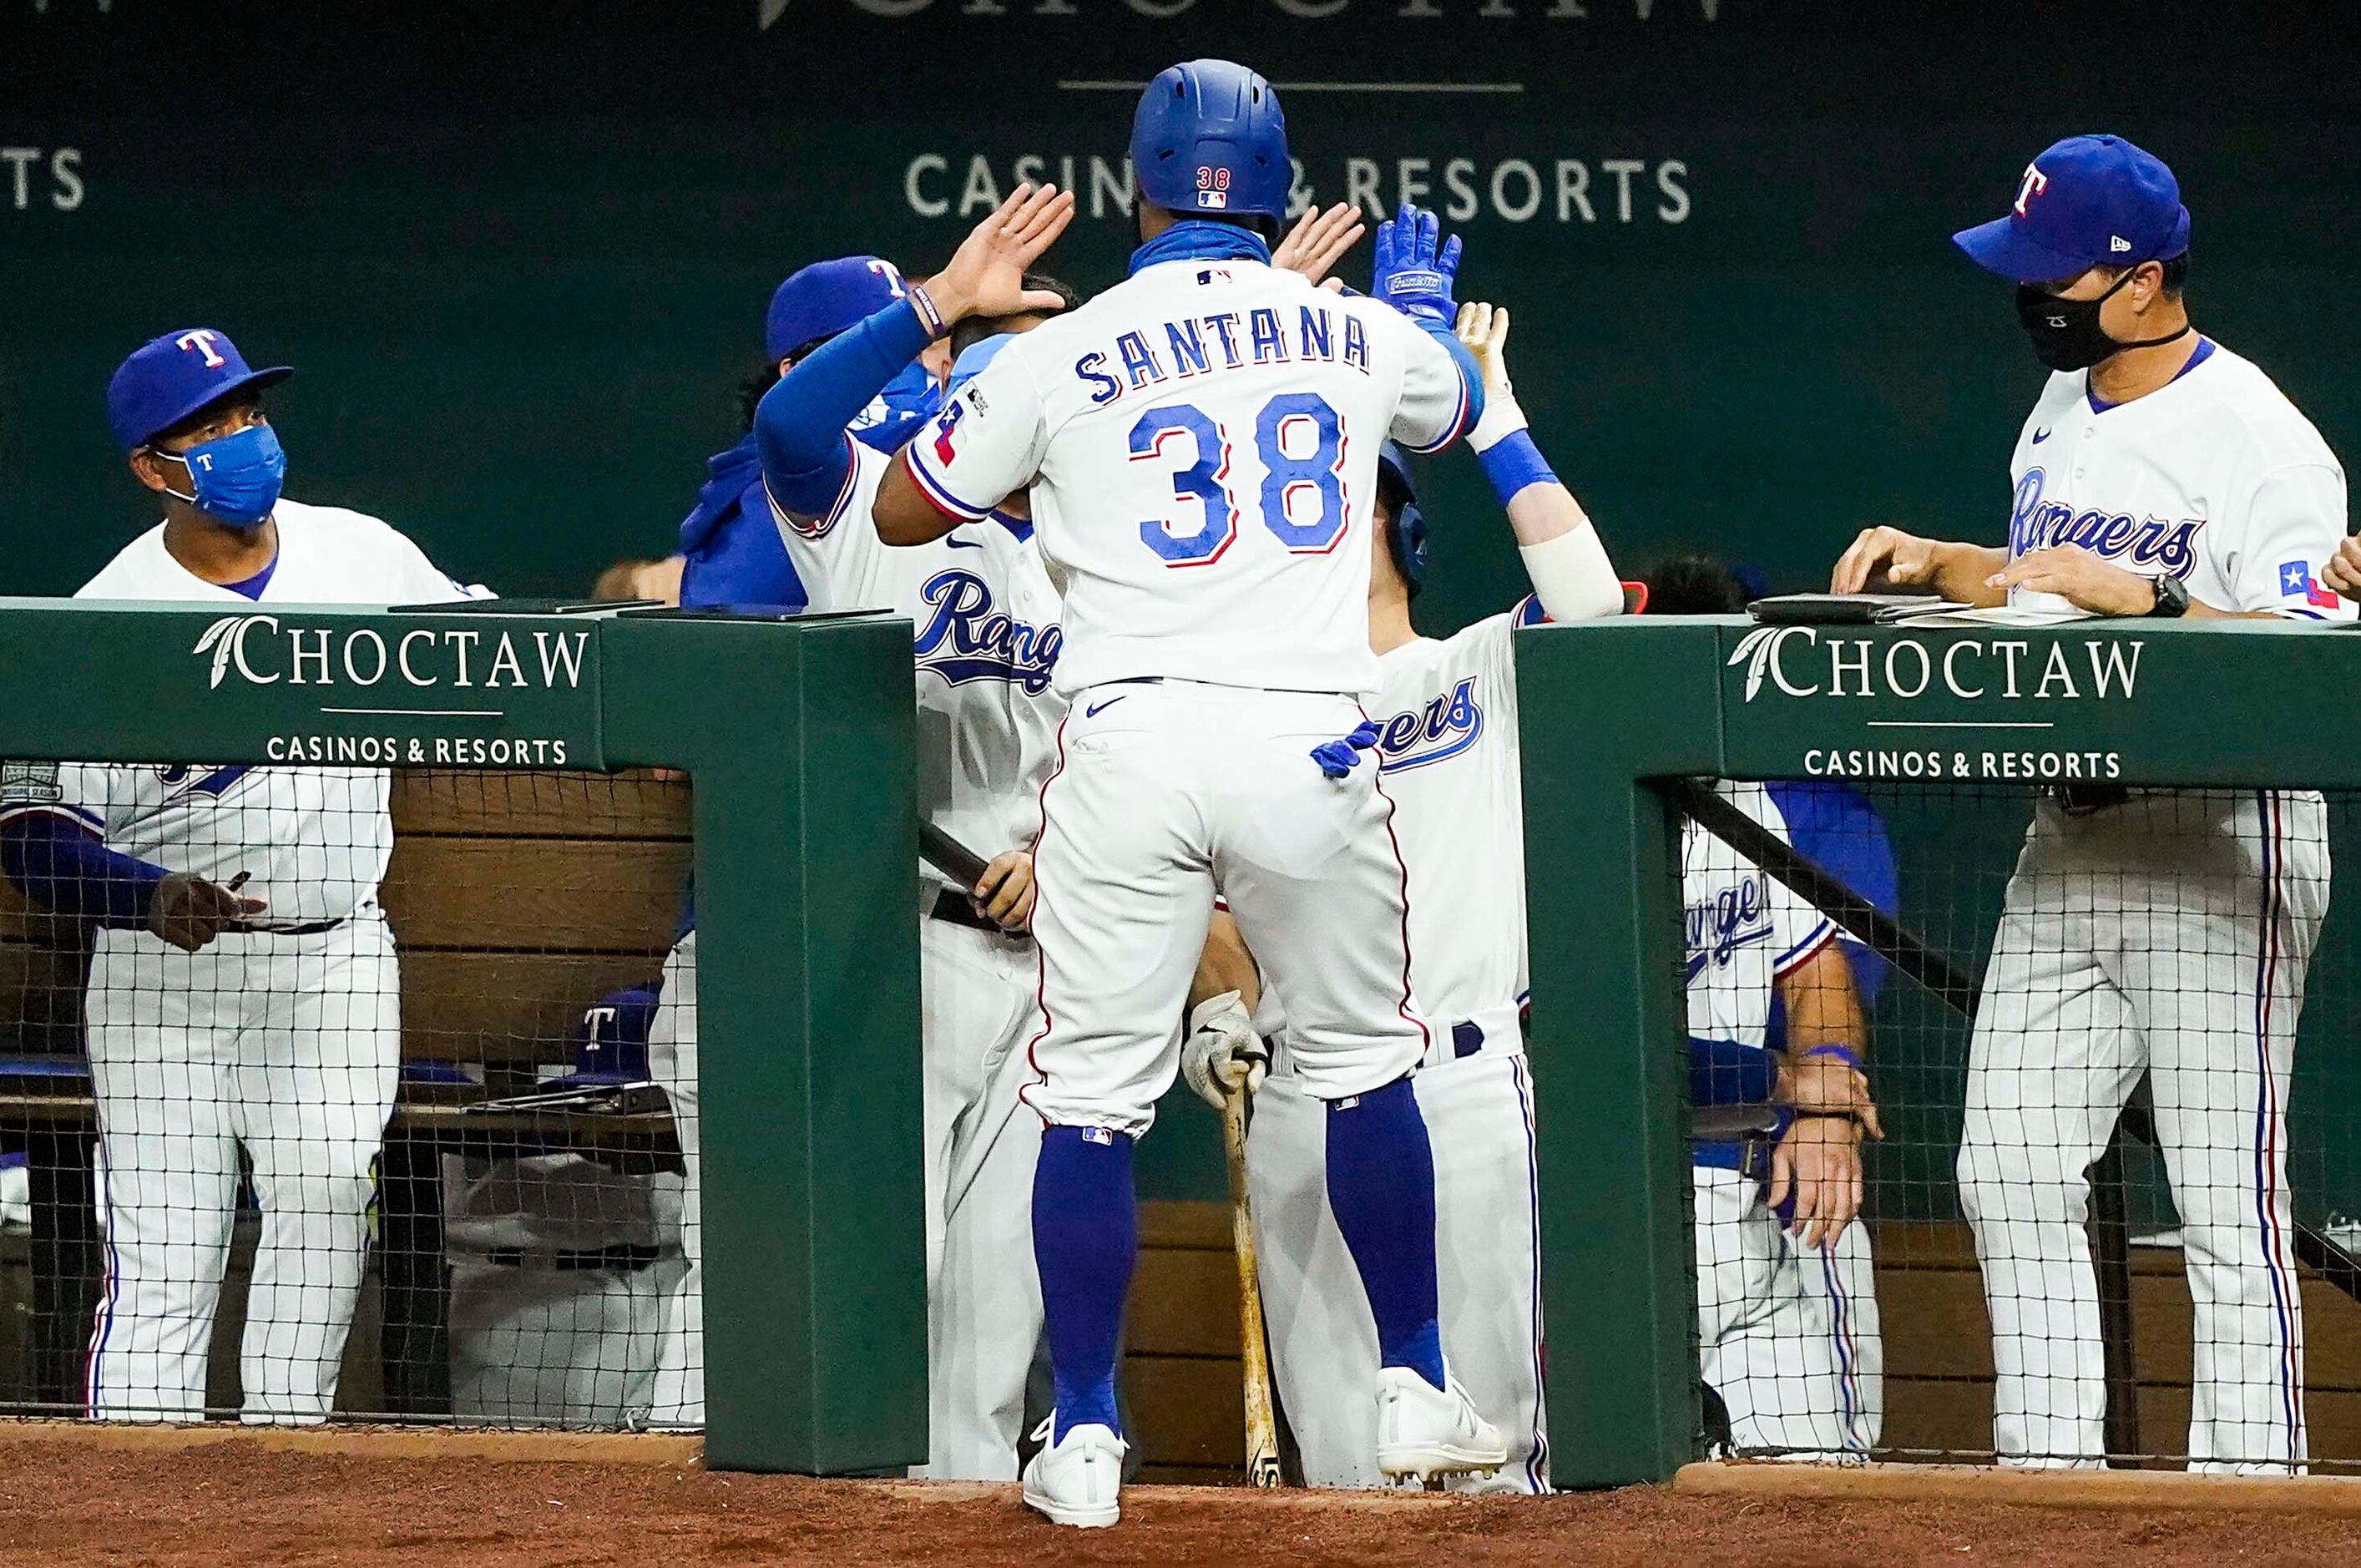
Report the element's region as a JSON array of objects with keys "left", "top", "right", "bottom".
[
  {"left": 1180, "top": 990, "right": 1269, "bottom": 1111},
  {"left": 1455, "top": 300, "right": 1528, "bottom": 452}
]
